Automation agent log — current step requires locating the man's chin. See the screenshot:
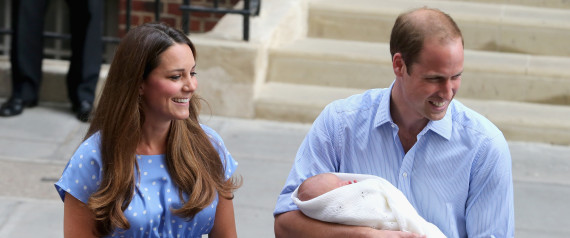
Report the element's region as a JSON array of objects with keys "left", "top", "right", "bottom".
[{"left": 427, "top": 112, "right": 447, "bottom": 121}]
